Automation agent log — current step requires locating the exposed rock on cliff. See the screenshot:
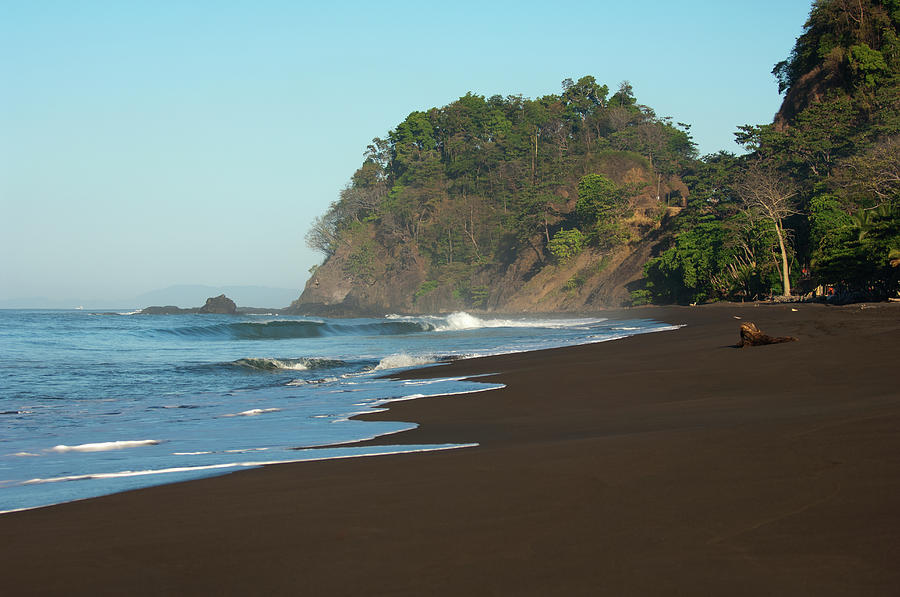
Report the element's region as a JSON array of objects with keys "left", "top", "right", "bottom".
[
  {"left": 287, "top": 211, "right": 674, "bottom": 315},
  {"left": 198, "top": 294, "right": 237, "bottom": 314},
  {"left": 289, "top": 77, "right": 697, "bottom": 315}
]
